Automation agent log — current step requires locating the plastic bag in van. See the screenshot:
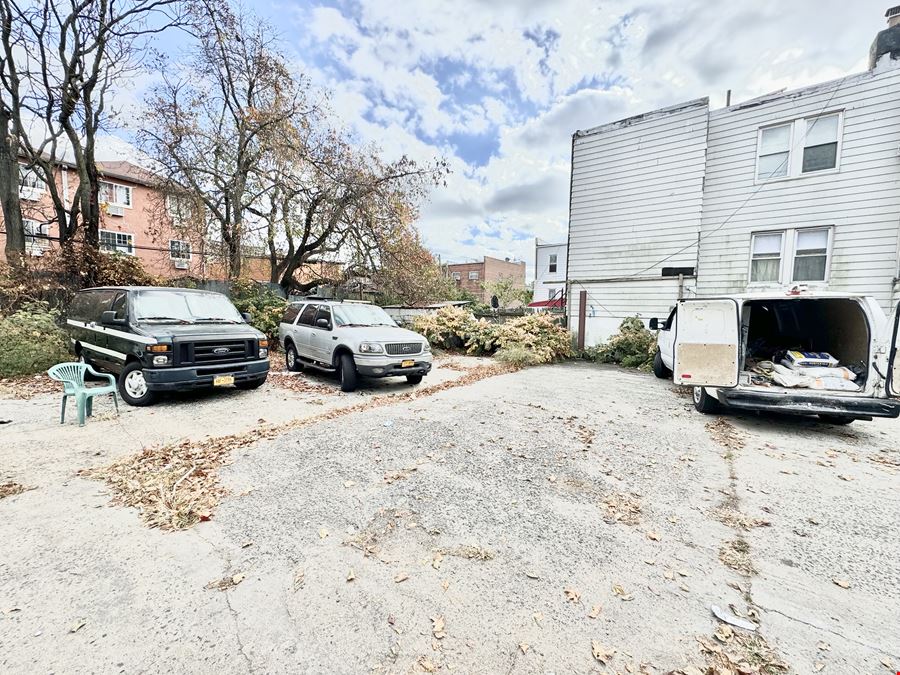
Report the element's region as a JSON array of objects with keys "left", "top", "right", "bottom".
[
  {"left": 784, "top": 350, "right": 839, "bottom": 368},
  {"left": 808, "top": 377, "right": 860, "bottom": 392}
]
